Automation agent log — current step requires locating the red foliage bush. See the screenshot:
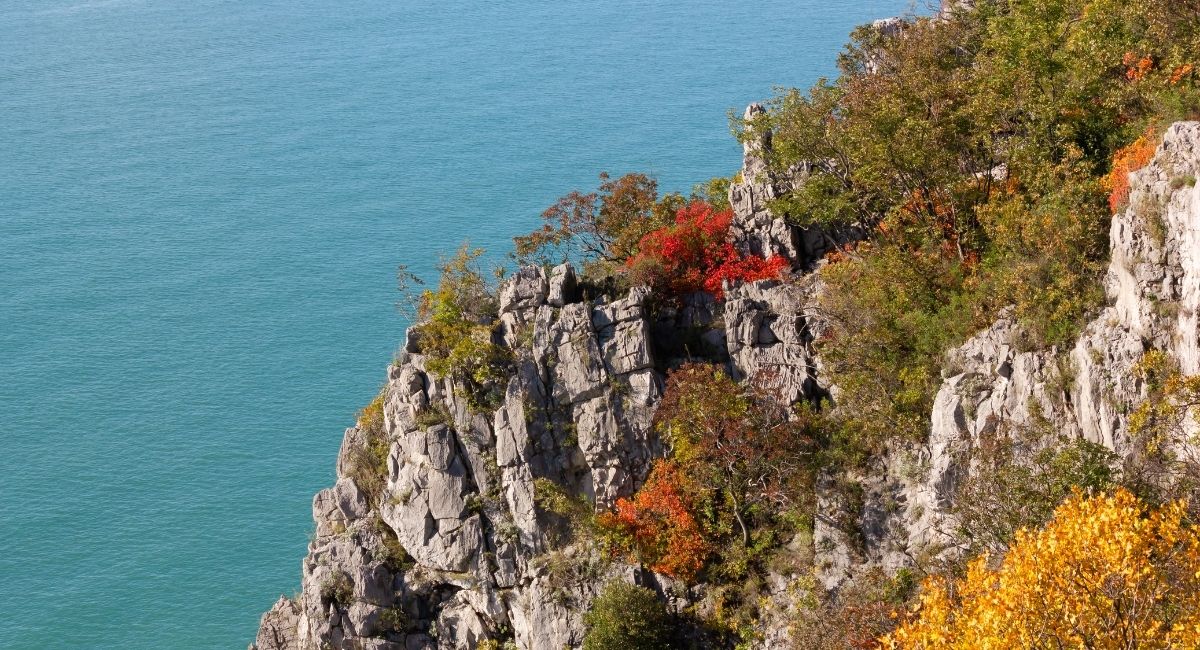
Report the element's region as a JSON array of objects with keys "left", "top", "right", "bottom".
[
  {"left": 625, "top": 201, "right": 790, "bottom": 299},
  {"left": 596, "top": 459, "right": 711, "bottom": 581}
]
